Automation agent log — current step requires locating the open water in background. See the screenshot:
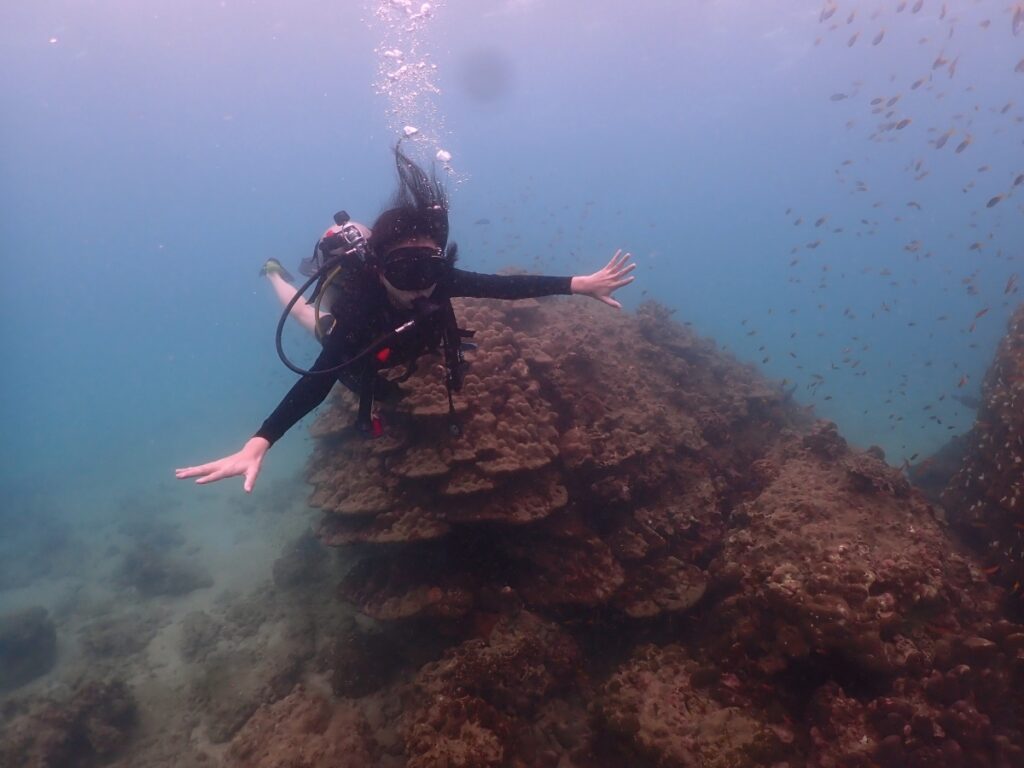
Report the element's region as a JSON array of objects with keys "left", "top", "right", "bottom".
[{"left": 1, "top": 0, "right": 1022, "bottom": 536}]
